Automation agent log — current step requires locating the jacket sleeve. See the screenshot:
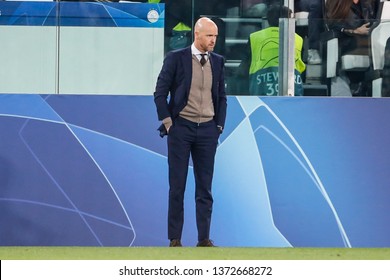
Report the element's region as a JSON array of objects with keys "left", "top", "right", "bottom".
[{"left": 154, "top": 52, "right": 176, "bottom": 121}]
